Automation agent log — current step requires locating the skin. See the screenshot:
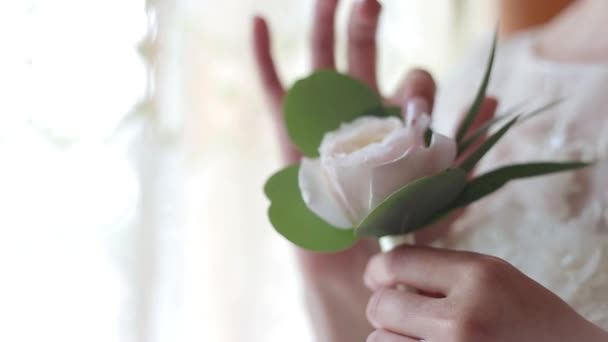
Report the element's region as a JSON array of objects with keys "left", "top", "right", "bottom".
[
  {"left": 498, "top": 0, "right": 575, "bottom": 37},
  {"left": 535, "top": 0, "right": 608, "bottom": 63},
  {"left": 252, "top": 0, "right": 608, "bottom": 341},
  {"left": 363, "top": 1, "right": 608, "bottom": 340},
  {"left": 364, "top": 246, "right": 608, "bottom": 342}
]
